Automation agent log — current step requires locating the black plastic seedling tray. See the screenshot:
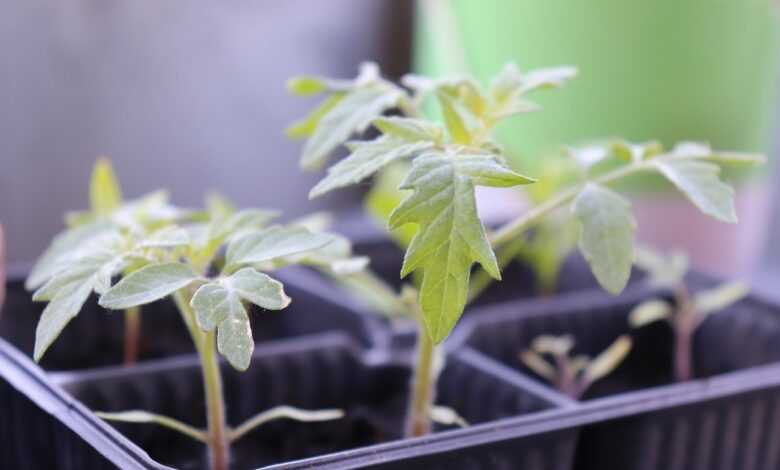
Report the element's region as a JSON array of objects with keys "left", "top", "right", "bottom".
[
  {"left": 0, "top": 266, "right": 387, "bottom": 371},
  {"left": 450, "top": 276, "right": 780, "bottom": 469},
  {"left": 51, "top": 332, "right": 572, "bottom": 469}
]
